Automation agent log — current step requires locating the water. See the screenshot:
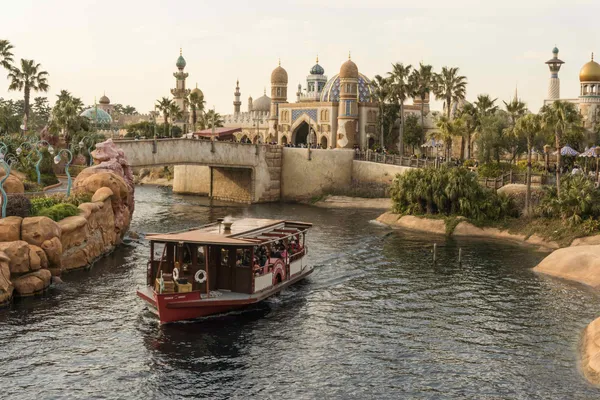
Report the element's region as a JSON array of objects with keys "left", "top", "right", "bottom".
[{"left": 1, "top": 185, "right": 599, "bottom": 399}]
